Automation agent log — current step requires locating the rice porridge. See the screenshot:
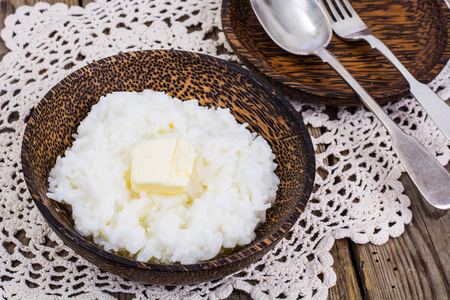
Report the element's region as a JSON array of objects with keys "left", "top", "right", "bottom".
[{"left": 47, "top": 90, "right": 279, "bottom": 264}]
